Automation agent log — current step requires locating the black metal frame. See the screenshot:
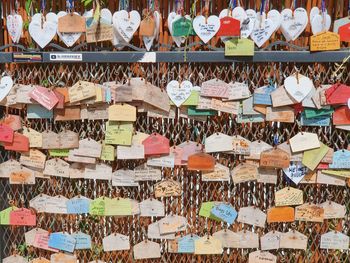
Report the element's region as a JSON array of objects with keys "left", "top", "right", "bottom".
[{"left": 0, "top": 50, "right": 350, "bottom": 63}]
